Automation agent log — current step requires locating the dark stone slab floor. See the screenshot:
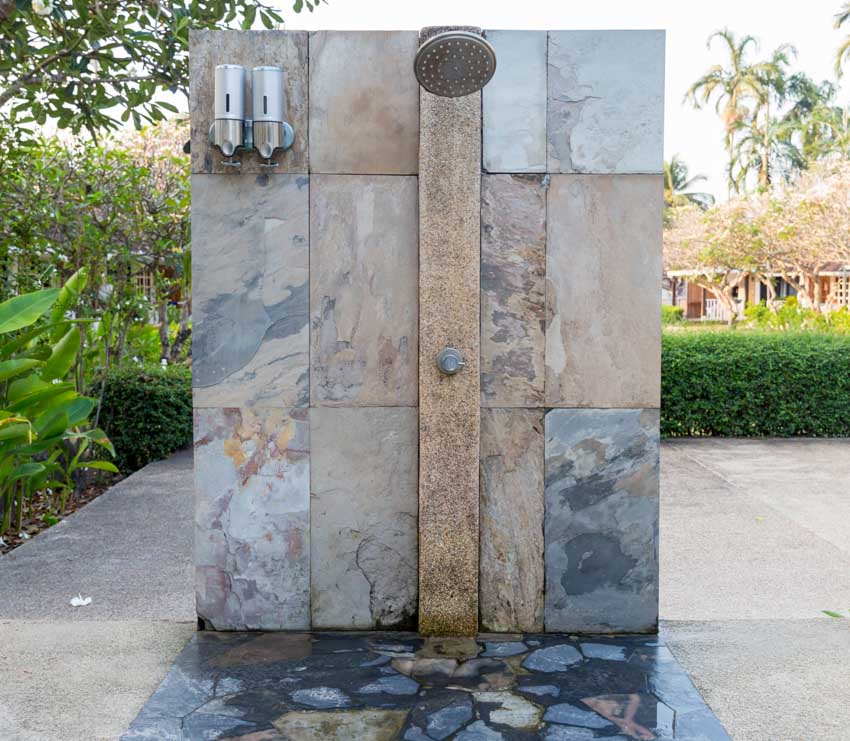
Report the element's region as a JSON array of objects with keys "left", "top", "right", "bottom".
[{"left": 122, "top": 632, "right": 729, "bottom": 740}]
